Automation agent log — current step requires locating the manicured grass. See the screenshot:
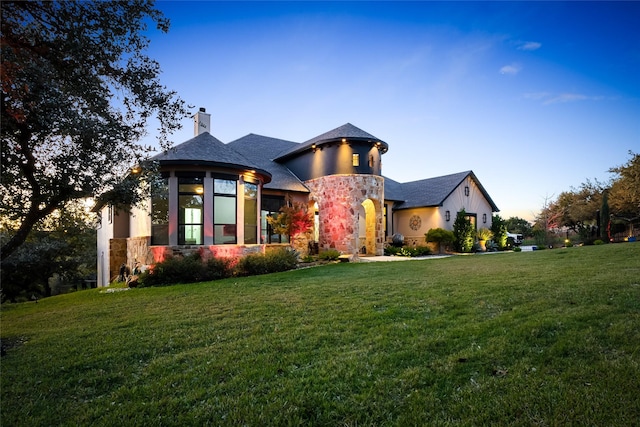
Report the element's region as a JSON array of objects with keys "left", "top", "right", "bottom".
[{"left": 2, "top": 243, "right": 639, "bottom": 426}]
